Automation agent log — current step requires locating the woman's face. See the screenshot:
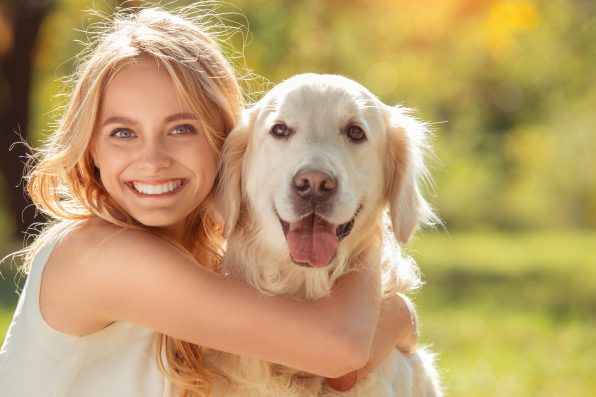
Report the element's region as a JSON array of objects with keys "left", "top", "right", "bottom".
[{"left": 91, "top": 60, "right": 218, "bottom": 239}]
